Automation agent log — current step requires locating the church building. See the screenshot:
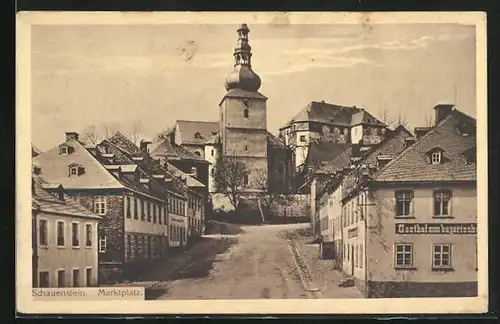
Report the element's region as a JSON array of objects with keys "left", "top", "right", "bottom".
[{"left": 152, "top": 24, "right": 293, "bottom": 195}]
